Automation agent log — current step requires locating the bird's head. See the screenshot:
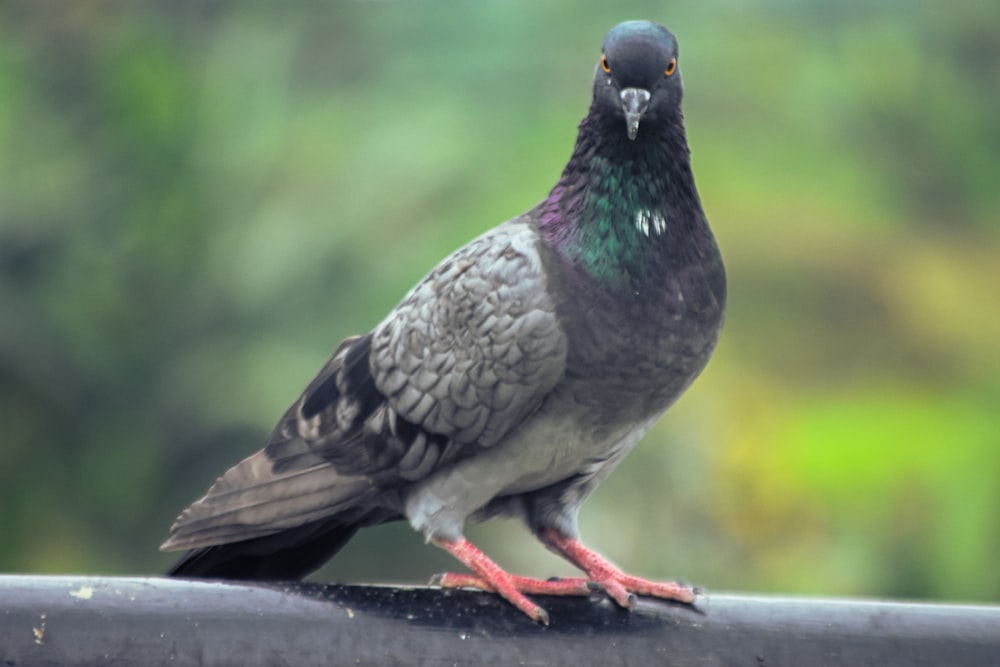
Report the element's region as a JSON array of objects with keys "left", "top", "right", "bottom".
[{"left": 592, "top": 20, "right": 683, "bottom": 141}]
